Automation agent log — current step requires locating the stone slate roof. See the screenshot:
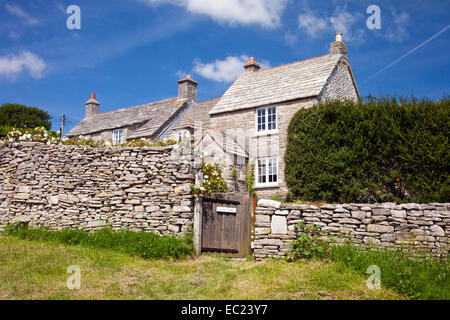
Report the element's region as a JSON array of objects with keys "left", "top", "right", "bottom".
[
  {"left": 210, "top": 53, "right": 344, "bottom": 115},
  {"left": 66, "top": 98, "right": 188, "bottom": 138},
  {"left": 171, "top": 98, "right": 219, "bottom": 131}
]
